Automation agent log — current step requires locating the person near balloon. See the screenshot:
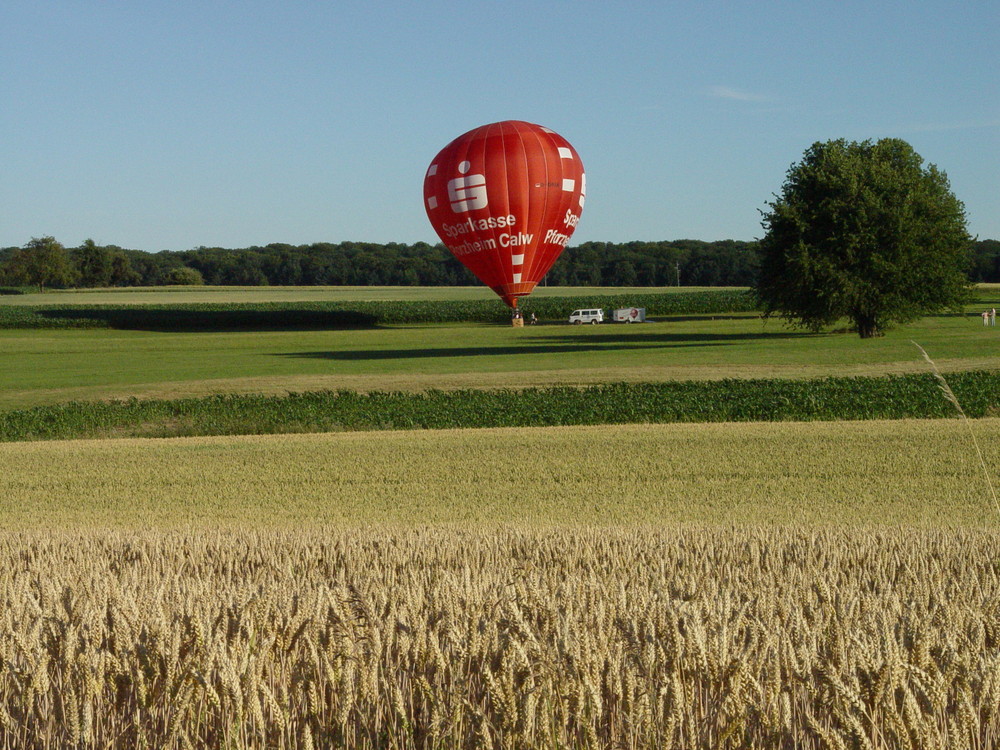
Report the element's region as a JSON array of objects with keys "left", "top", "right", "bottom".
[
  {"left": 985, "top": 310, "right": 991, "bottom": 327},
  {"left": 992, "top": 308, "right": 996, "bottom": 327},
  {"left": 530, "top": 312, "right": 537, "bottom": 325}
]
